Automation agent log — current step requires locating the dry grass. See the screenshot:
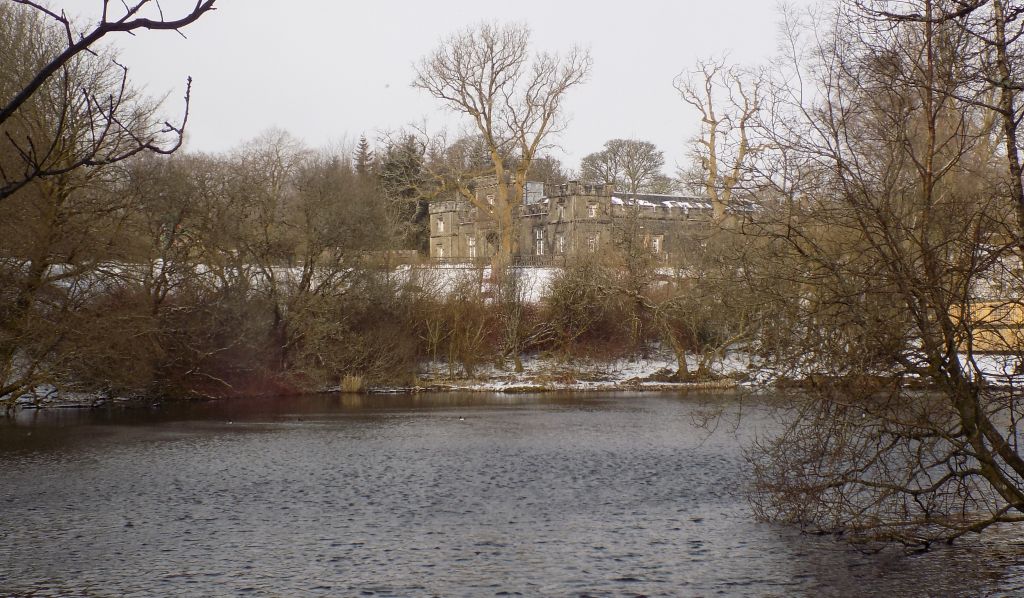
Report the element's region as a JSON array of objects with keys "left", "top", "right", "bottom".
[{"left": 340, "top": 374, "right": 365, "bottom": 393}]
